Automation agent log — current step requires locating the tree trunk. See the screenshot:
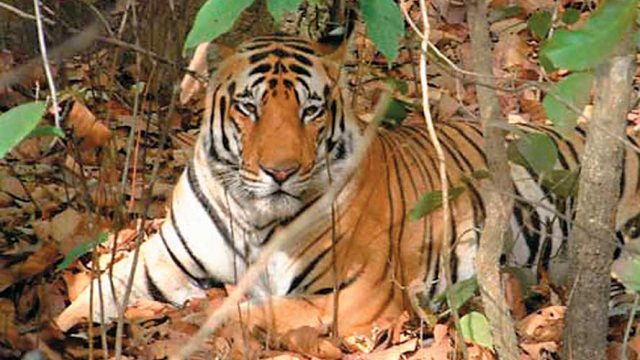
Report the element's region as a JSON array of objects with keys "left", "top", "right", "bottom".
[
  {"left": 562, "top": 34, "right": 636, "bottom": 360},
  {"left": 465, "top": 0, "right": 519, "bottom": 358}
]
